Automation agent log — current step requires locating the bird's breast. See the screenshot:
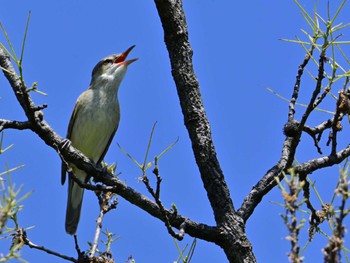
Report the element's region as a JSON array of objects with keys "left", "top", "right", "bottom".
[{"left": 69, "top": 89, "right": 120, "bottom": 162}]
